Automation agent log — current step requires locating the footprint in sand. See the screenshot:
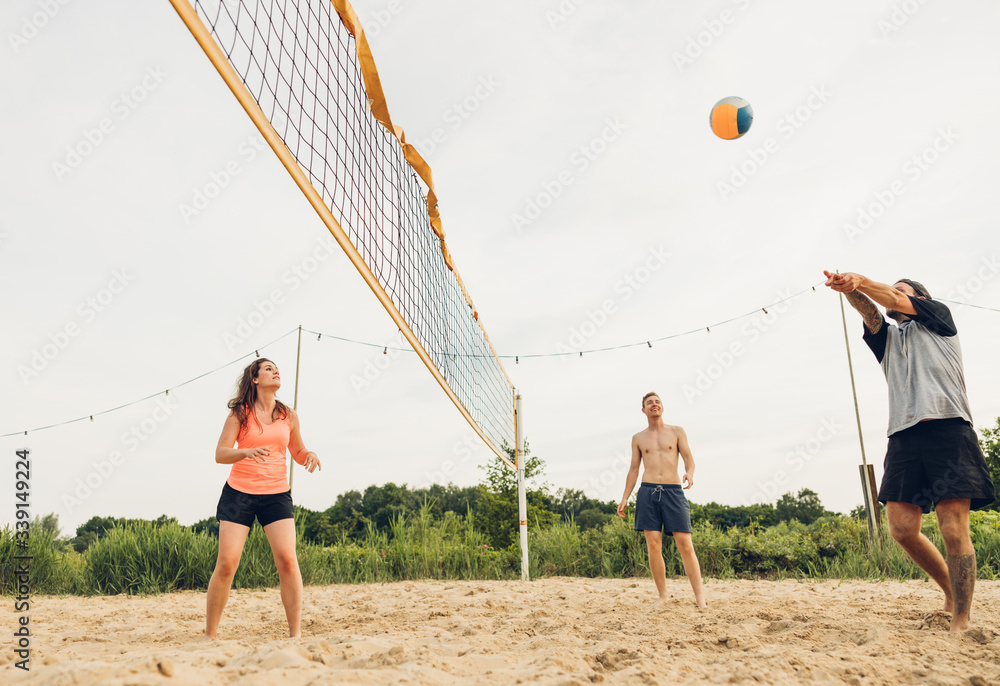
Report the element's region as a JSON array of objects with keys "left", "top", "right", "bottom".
[
  {"left": 764, "top": 619, "right": 802, "bottom": 634},
  {"left": 917, "top": 611, "right": 951, "bottom": 631},
  {"left": 963, "top": 627, "right": 996, "bottom": 645}
]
